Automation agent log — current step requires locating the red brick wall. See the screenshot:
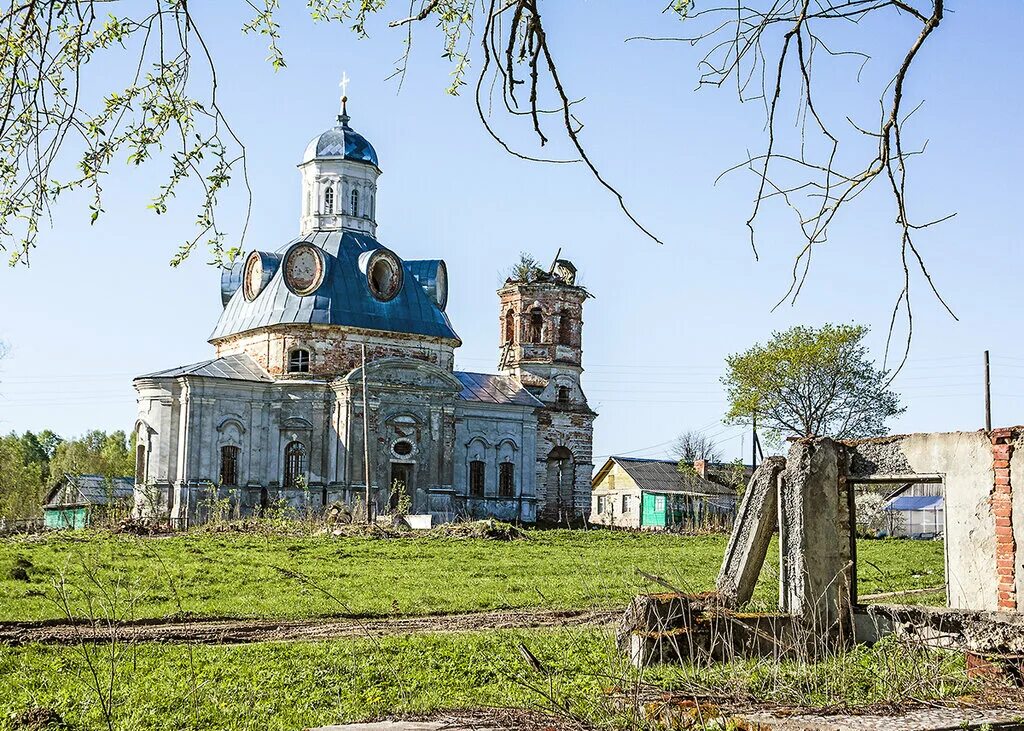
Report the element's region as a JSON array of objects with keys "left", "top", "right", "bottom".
[
  {"left": 991, "top": 428, "right": 1017, "bottom": 612},
  {"left": 213, "top": 325, "right": 456, "bottom": 376}
]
